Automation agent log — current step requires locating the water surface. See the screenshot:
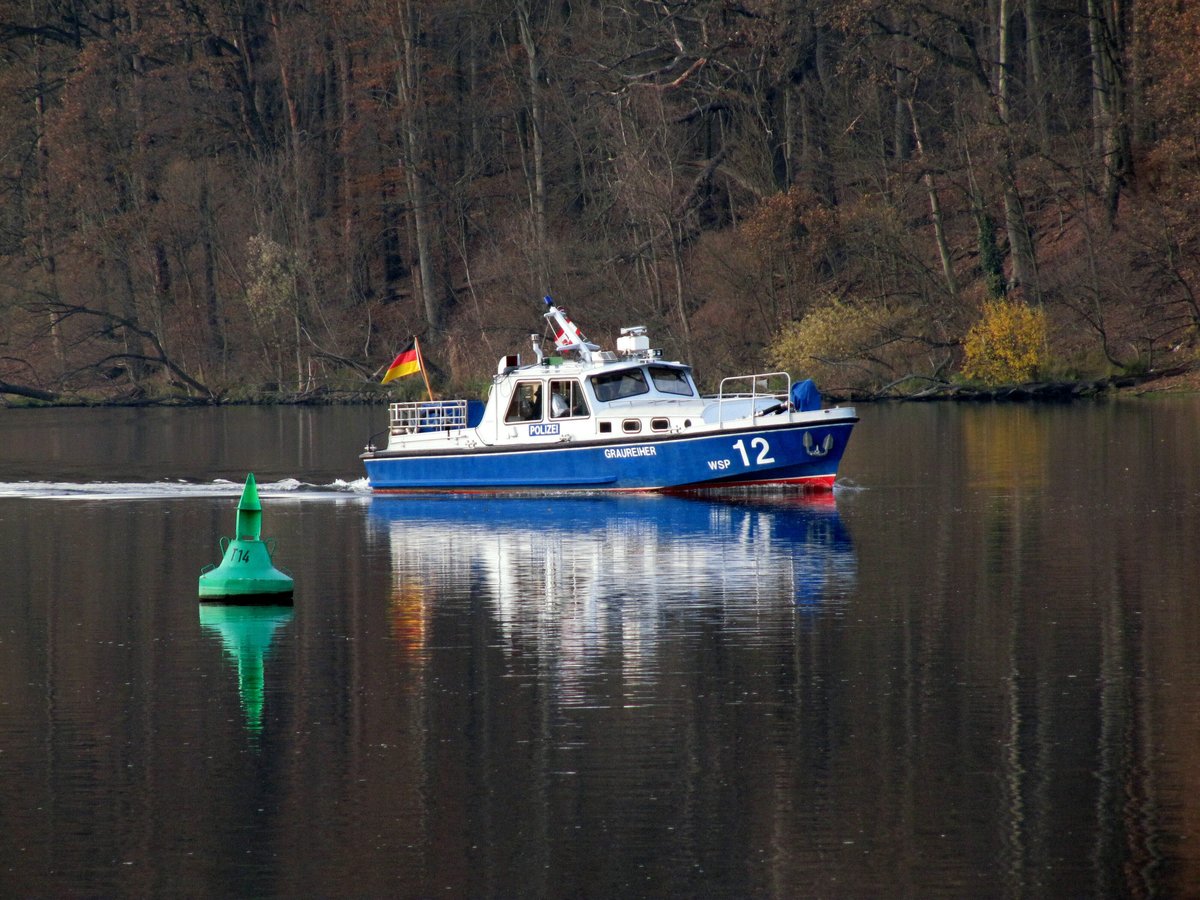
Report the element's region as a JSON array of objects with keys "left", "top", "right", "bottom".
[{"left": 2, "top": 399, "right": 1199, "bottom": 897}]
